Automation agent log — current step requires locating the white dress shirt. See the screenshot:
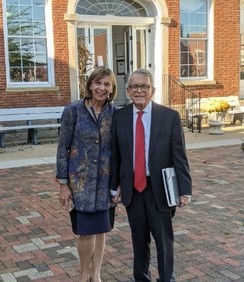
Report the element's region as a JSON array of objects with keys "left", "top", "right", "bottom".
[{"left": 133, "top": 101, "right": 152, "bottom": 176}]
